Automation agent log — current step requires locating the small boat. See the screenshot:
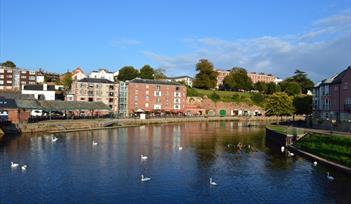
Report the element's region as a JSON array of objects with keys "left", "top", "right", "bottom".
[
  {"left": 21, "top": 165, "right": 27, "bottom": 171},
  {"left": 92, "top": 141, "right": 98, "bottom": 146},
  {"left": 141, "top": 154, "right": 148, "bottom": 160}
]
